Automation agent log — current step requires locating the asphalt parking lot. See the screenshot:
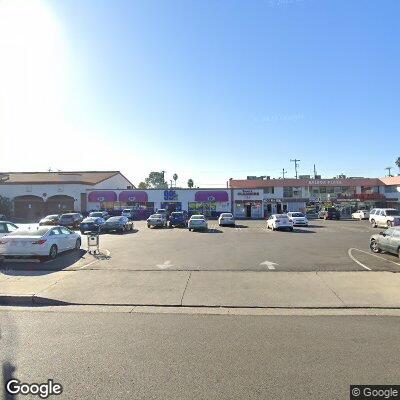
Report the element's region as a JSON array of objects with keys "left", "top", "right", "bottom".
[{"left": 2, "top": 219, "right": 399, "bottom": 273}]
